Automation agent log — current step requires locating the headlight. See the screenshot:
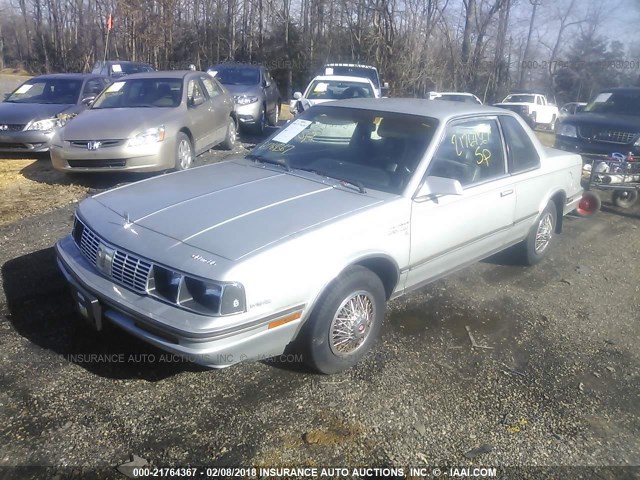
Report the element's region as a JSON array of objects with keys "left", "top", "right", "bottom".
[
  {"left": 25, "top": 117, "right": 60, "bottom": 131},
  {"left": 128, "top": 126, "right": 165, "bottom": 147},
  {"left": 634, "top": 136, "right": 640, "bottom": 146},
  {"left": 150, "top": 265, "right": 246, "bottom": 316},
  {"left": 234, "top": 95, "right": 259, "bottom": 105},
  {"left": 557, "top": 123, "right": 578, "bottom": 138}
]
